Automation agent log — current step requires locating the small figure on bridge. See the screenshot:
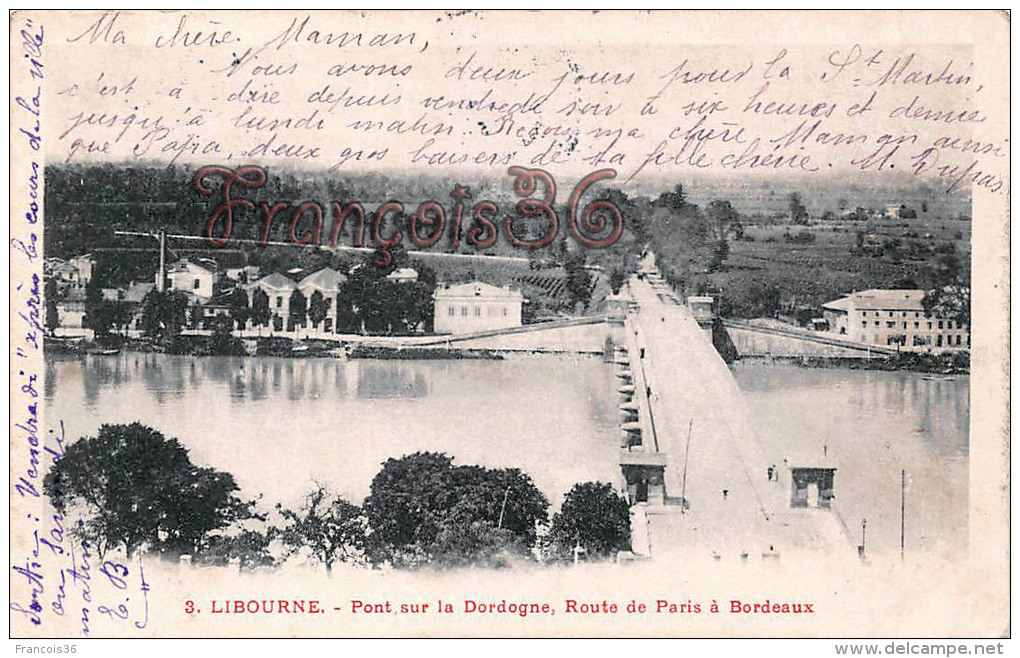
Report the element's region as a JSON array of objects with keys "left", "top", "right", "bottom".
[
  {"left": 767, "top": 465, "right": 774, "bottom": 481},
  {"left": 722, "top": 489, "right": 729, "bottom": 500}
]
